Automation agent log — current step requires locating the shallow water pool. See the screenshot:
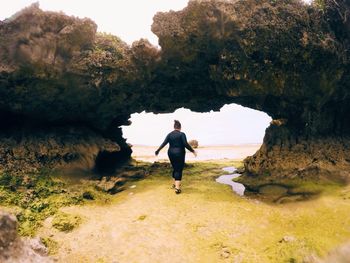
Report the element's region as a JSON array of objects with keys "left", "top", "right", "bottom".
[{"left": 216, "top": 167, "right": 245, "bottom": 196}]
